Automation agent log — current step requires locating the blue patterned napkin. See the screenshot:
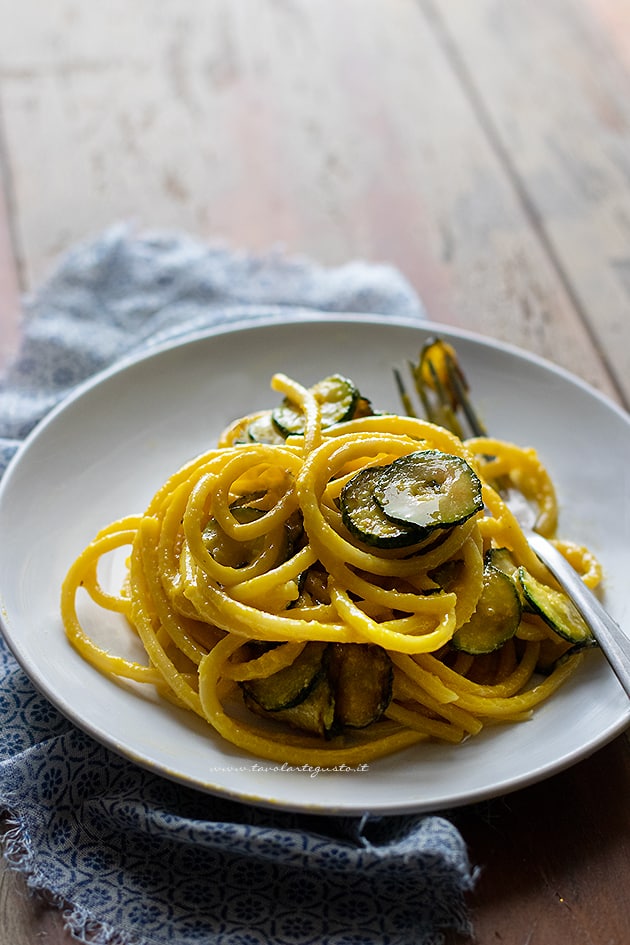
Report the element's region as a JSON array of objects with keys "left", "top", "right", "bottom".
[{"left": 0, "top": 226, "right": 475, "bottom": 945}]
